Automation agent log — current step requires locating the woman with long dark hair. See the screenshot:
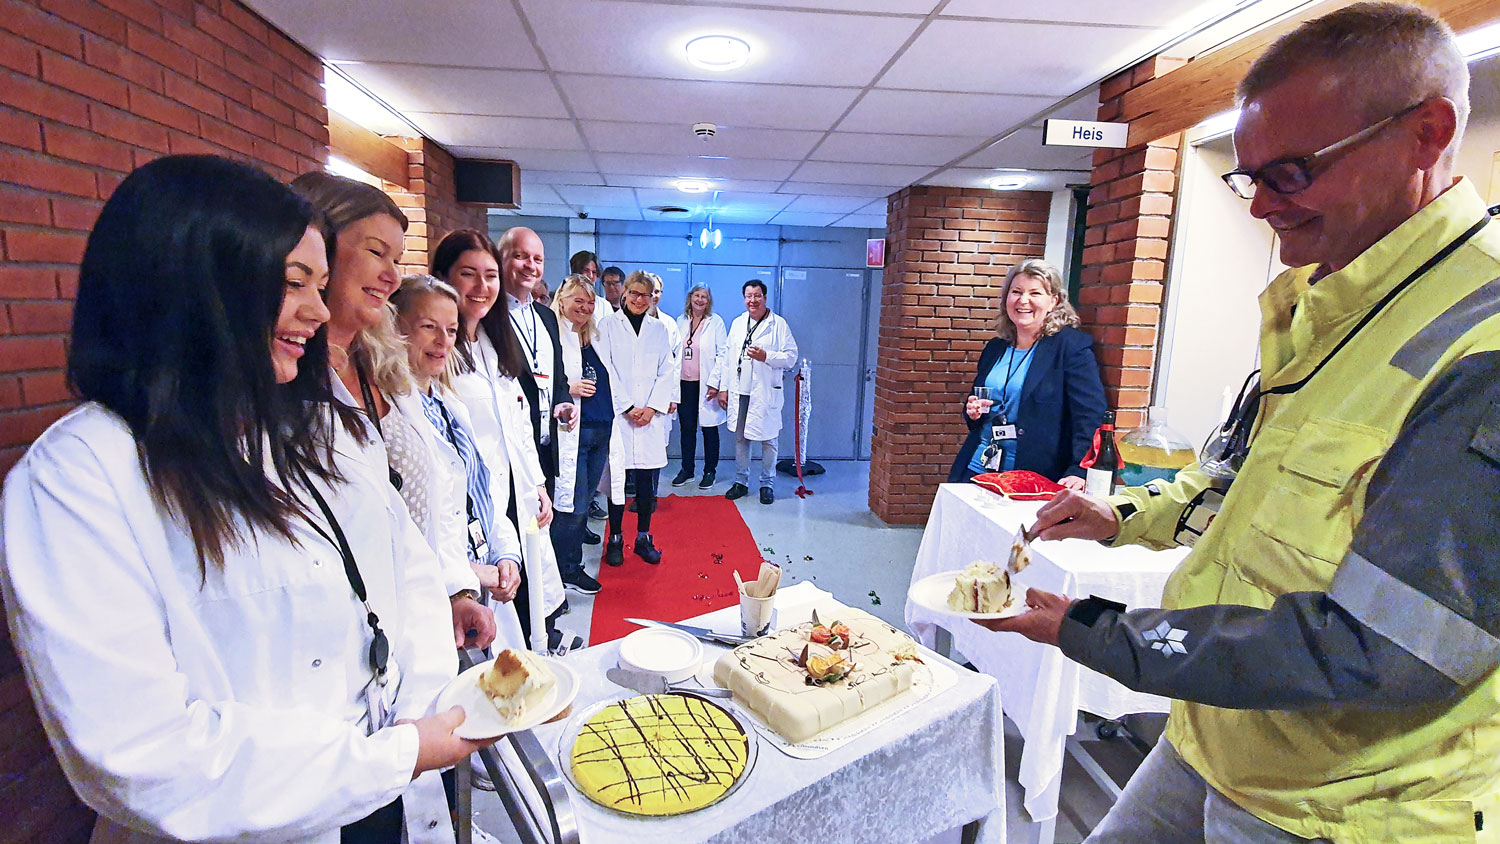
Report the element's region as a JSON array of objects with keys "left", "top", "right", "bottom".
[
  {"left": 0, "top": 155, "right": 482, "bottom": 844},
  {"left": 290, "top": 173, "right": 496, "bottom": 651}
]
